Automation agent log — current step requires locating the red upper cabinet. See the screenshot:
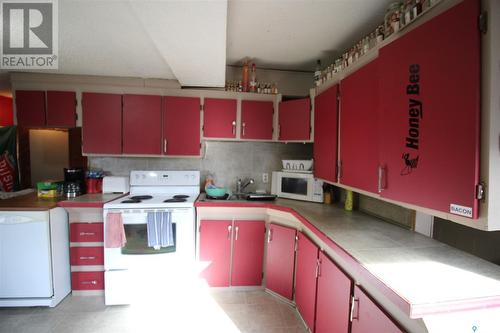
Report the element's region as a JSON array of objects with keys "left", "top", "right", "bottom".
[
  {"left": 15, "top": 90, "right": 46, "bottom": 127},
  {"left": 82, "top": 93, "right": 122, "bottom": 155},
  {"left": 163, "top": 96, "right": 201, "bottom": 156},
  {"left": 351, "top": 286, "right": 403, "bottom": 333},
  {"left": 278, "top": 98, "right": 311, "bottom": 141},
  {"left": 46, "top": 91, "right": 76, "bottom": 127},
  {"left": 122, "top": 94, "right": 162, "bottom": 155},
  {"left": 199, "top": 220, "right": 232, "bottom": 287},
  {"left": 314, "top": 84, "right": 338, "bottom": 183},
  {"left": 315, "top": 252, "right": 352, "bottom": 333},
  {"left": 378, "top": 0, "right": 480, "bottom": 218},
  {"left": 265, "top": 224, "right": 296, "bottom": 300},
  {"left": 241, "top": 100, "right": 274, "bottom": 140},
  {"left": 295, "top": 232, "right": 319, "bottom": 332},
  {"left": 339, "top": 59, "right": 379, "bottom": 193},
  {"left": 203, "top": 98, "right": 237, "bottom": 139},
  {"left": 231, "top": 220, "right": 265, "bottom": 286}
]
